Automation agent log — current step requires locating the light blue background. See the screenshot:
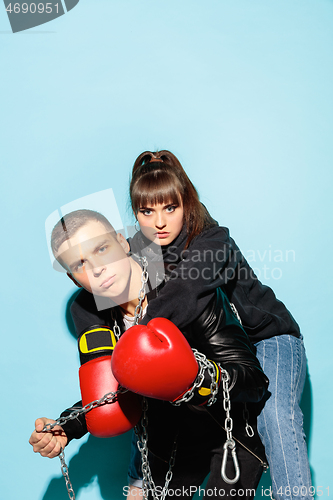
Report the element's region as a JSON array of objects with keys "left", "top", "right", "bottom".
[{"left": 0, "top": 1, "right": 332, "bottom": 499}]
